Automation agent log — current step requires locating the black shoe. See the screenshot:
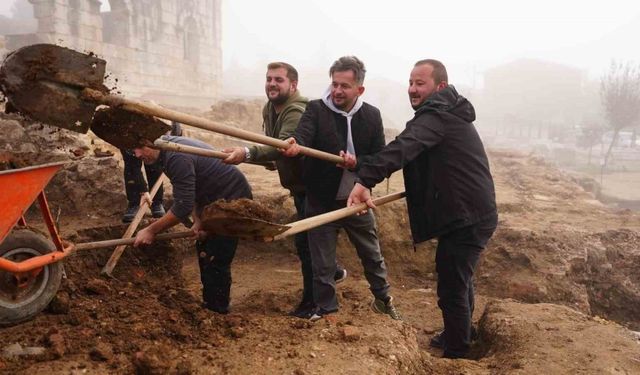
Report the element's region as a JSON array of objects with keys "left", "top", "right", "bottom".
[
  {"left": 151, "top": 202, "right": 166, "bottom": 218},
  {"left": 429, "top": 330, "right": 445, "bottom": 349},
  {"left": 429, "top": 327, "right": 478, "bottom": 349},
  {"left": 334, "top": 268, "right": 348, "bottom": 284},
  {"left": 308, "top": 307, "right": 336, "bottom": 322},
  {"left": 203, "top": 301, "right": 229, "bottom": 315},
  {"left": 288, "top": 300, "right": 316, "bottom": 319},
  {"left": 122, "top": 205, "right": 139, "bottom": 223}
]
